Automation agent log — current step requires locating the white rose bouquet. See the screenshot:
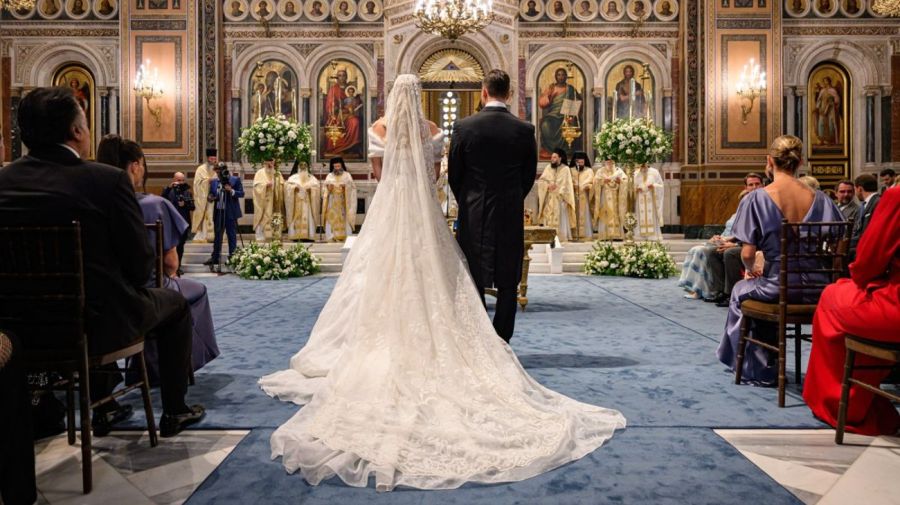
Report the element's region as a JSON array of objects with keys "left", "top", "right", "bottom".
[
  {"left": 585, "top": 241, "right": 678, "bottom": 279},
  {"left": 237, "top": 114, "right": 312, "bottom": 166},
  {"left": 593, "top": 118, "right": 673, "bottom": 166},
  {"left": 229, "top": 242, "right": 320, "bottom": 280}
]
